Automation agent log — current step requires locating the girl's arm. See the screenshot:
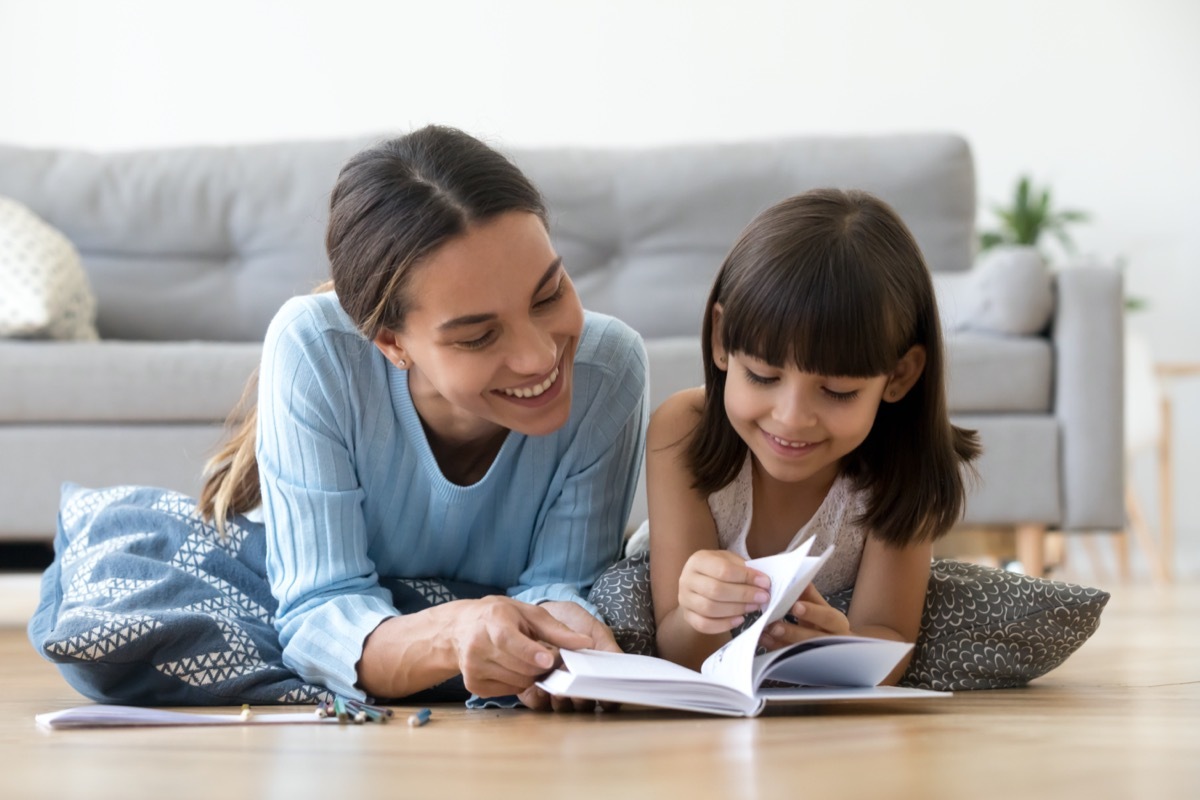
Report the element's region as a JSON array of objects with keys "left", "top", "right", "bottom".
[
  {"left": 844, "top": 536, "right": 931, "bottom": 684},
  {"left": 649, "top": 389, "right": 770, "bottom": 671}
]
